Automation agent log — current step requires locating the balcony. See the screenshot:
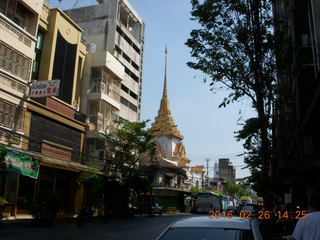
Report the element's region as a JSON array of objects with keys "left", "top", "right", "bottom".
[
  {"left": 88, "top": 78, "right": 121, "bottom": 110},
  {"left": 87, "top": 114, "right": 118, "bottom": 134},
  {"left": 0, "top": 13, "right": 37, "bottom": 58},
  {"left": 92, "top": 51, "right": 125, "bottom": 80}
]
